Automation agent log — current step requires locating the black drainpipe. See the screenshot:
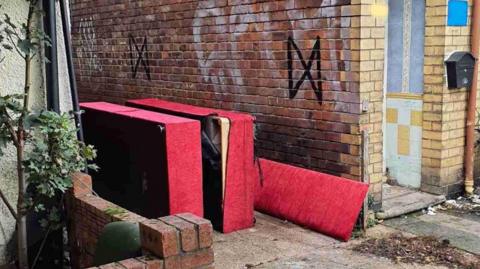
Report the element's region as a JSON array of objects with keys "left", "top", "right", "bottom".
[
  {"left": 28, "top": 2, "right": 85, "bottom": 267},
  {"left": 59, "top": 0, "right": 84, "bottom": 141},
  {"left": 29, "top": 3, "right": 60, "bottom": 266},
  {"left": 43, "top": 0, "right": 60, "bottom": 112}
]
